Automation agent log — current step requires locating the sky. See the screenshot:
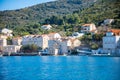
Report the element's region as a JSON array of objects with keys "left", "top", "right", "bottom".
[{"left": 0, "top": 0, "right": 55, "bottom": 11}]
